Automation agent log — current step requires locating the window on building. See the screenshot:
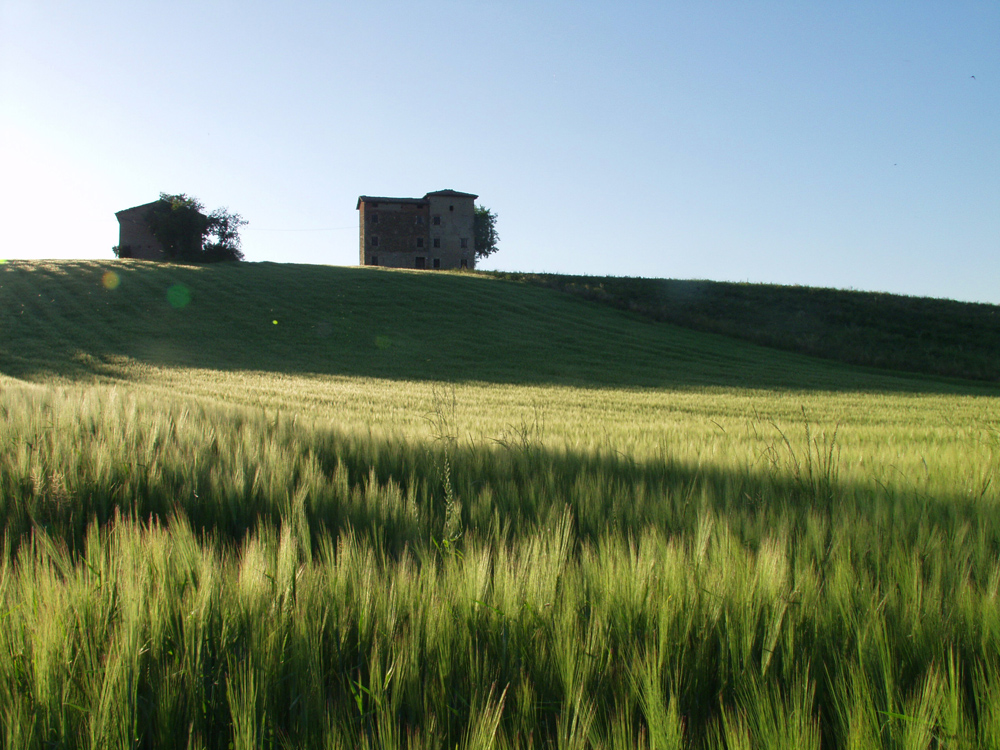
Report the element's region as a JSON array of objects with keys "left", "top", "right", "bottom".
[
  {"left": 416, "top": 237, "right": 424, "bottom": 248},
  {"left": 449, "top": 205, "right": 454, "bottom": 211},
  {"left": 371, "top": 213, "right": 378, "bottom": 224},
  {"left": 371, "top": 236, "right": 379, "bottom": 247},
  {"left": 432, "top": 215, "right": 441, "bottom": 225},
  {"left": 370, "top": 256, "right": 378, "bottom": 266},
  {"left": 416, "top": 216, "right": 424, "bottom": 225},
  {"left": 433, "top": 238, "right": 441, "bottom": 248},
  {"left": 415, "top": 257, "right": 426, "bottom": 269},
  {"left": 460, "top": 259, "right": 468, "bottom": 269},
  {"left": 460, "top": 238, "right": 468, "bottom": 249},
  {"left": 433, "top": 258, "right": 441, "bottom": 269}
]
